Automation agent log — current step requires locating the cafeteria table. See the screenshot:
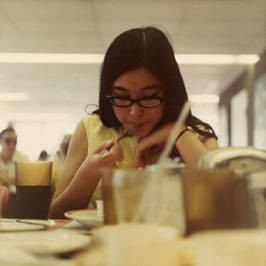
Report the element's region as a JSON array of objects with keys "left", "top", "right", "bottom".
[{"left": 0, "top": 216, "right": 94, "bottom": 266}]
